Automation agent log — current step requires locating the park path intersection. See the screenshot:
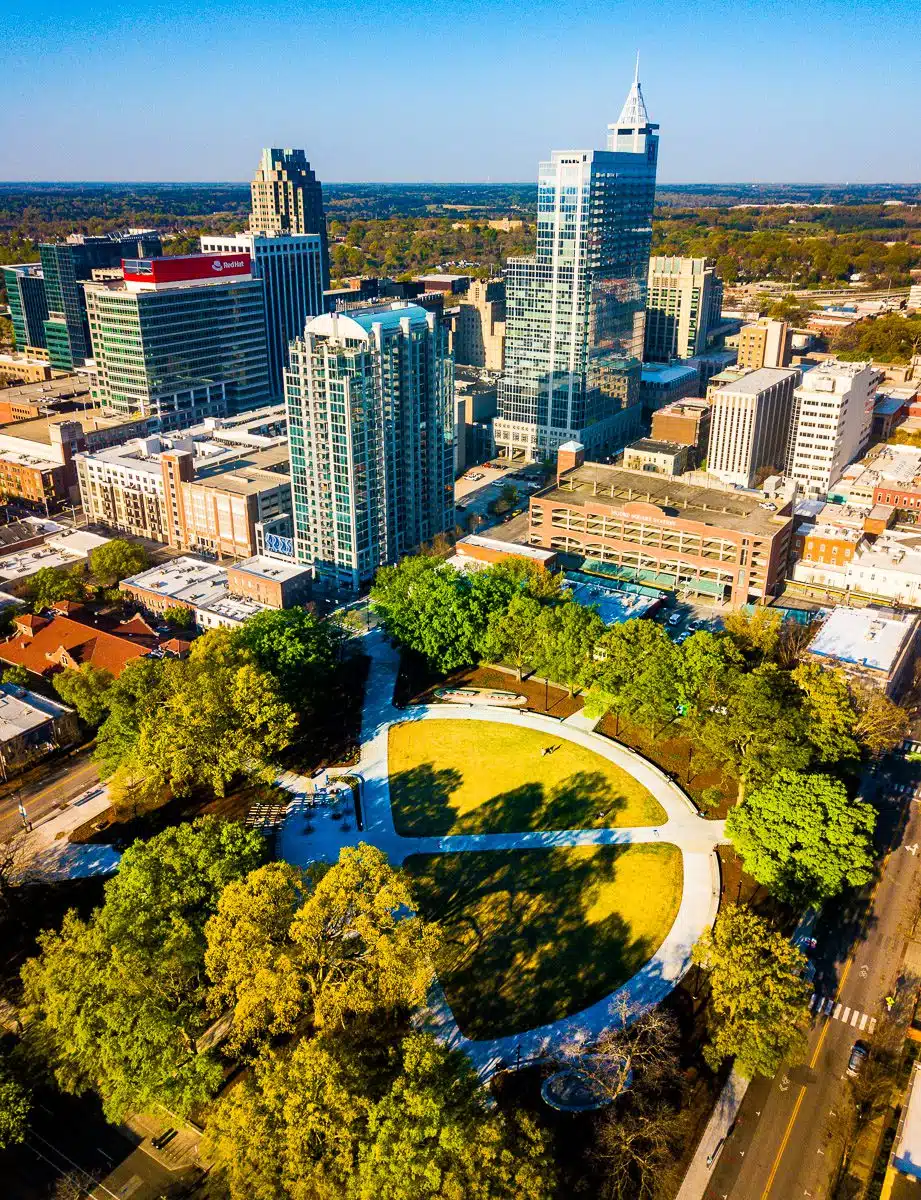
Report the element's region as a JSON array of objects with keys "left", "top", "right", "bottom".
[{"left": 277, "top": 630, "right": 725, "bottom": 1075}]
